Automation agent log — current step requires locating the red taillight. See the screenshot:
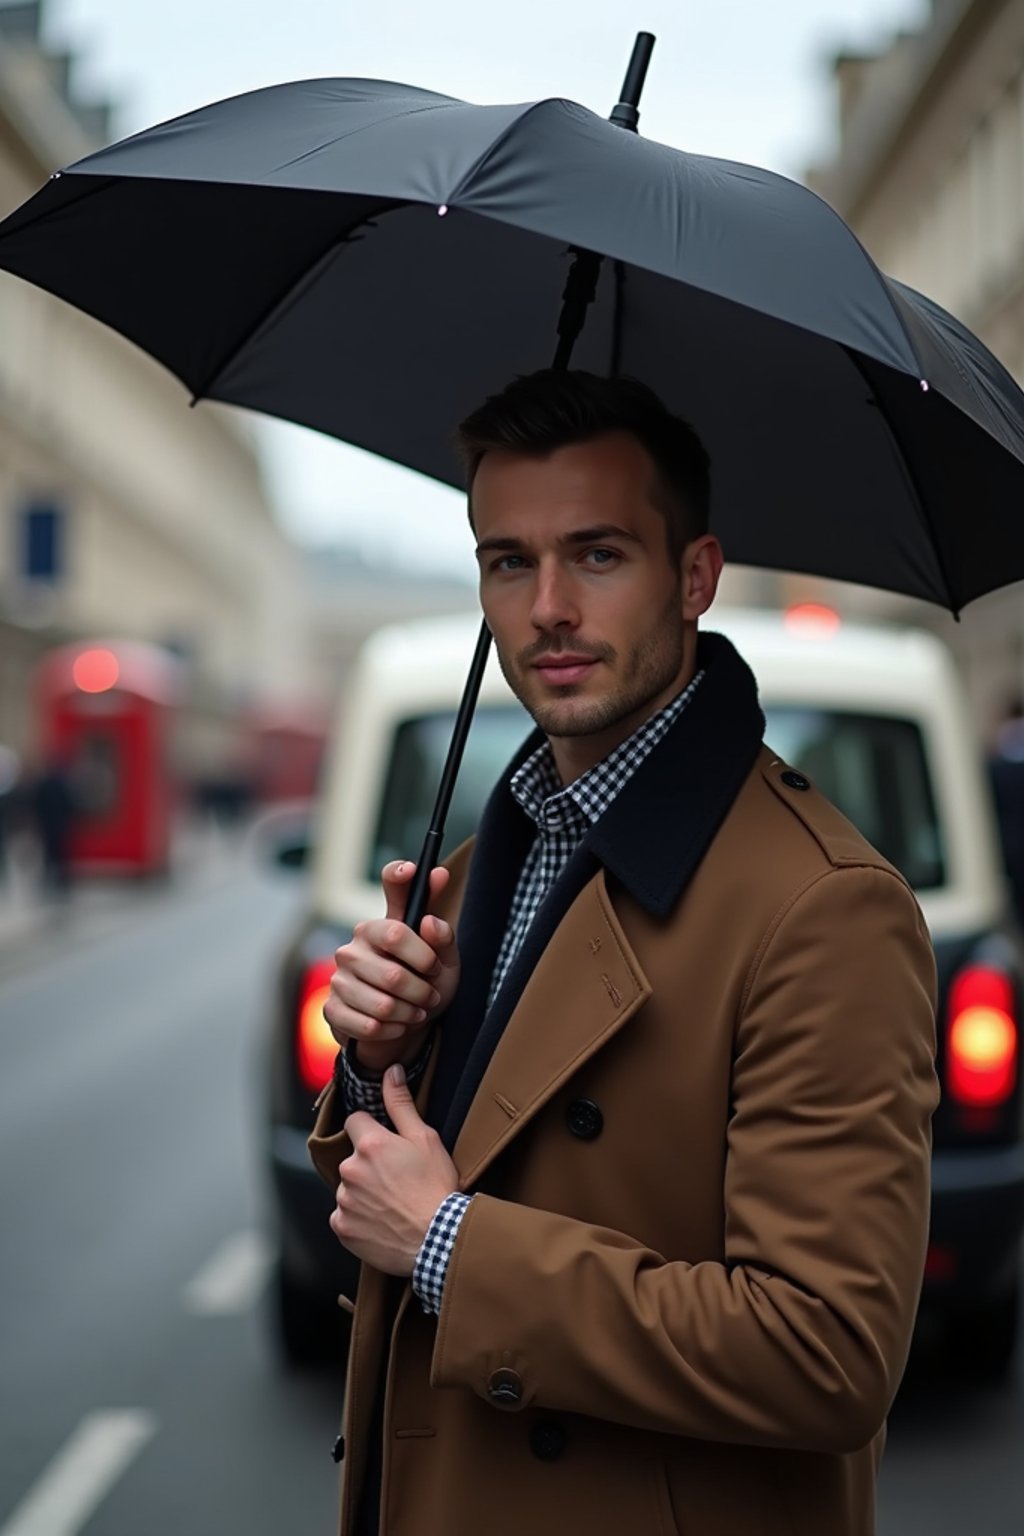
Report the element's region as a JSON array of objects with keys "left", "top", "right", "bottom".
[
  {"left": 296, "top": 957, "right": 339, "bottom": 1094},
  {"left": 946, "top": 965, "right": 1018, "bottom": 1108}
]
